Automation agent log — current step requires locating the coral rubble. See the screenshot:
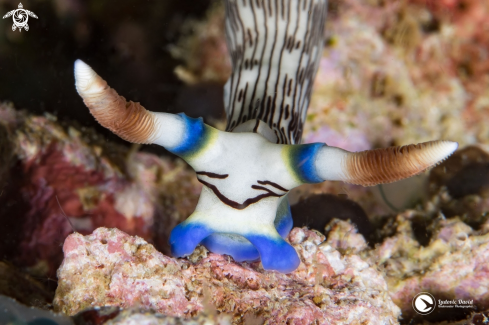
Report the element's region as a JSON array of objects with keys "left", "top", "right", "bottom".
[
  {"left": 368, "top": 213, "right": 489, "bottom": 321},
  {"left": 54, "top": 227, "right": 400, "bottom": 324}
]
